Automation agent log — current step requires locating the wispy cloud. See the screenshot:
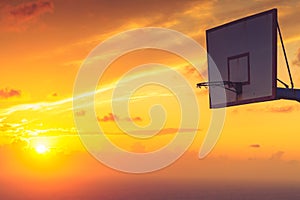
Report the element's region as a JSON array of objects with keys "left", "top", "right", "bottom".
[
  {"left": 292, "top": 48, "right": 300, "bottom": 67},
  {"left": 267, "top": 105, "right": 295, "bottom": 113},
  {"left": 249, "top": 144, "right": 260, "bottom": 148},
  {"left": 270, "top": 151, "right": 285, "bottom": 160},
  {"left": 97, "top": 113, "right": 142, "bottom": 122},
  {"left": 1, "top": 0, "right": 54, "bottom": 31},
  {"left": 99, "top": 127, "right": 201, "bottom": 136},
  {"left": 97, "top": 113, "right": 119, "bottom": 122},
  {"left": 239, "top": 102, "right": 300, "bottom": 113},
  {"left": 130, "top": 127, "right": 200, "bottom": 135},
  {"left": 0, "top": 88, "right": 21, "bottom": 99},
  {"left": 124, "top": 116, "right": 142, "bottom": 122},
  {"left": 8, "top": 0, "right": 53, "bottom": 19},
  {"left": 75, "top": 110, "right": 86, "bottom": 117}
]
